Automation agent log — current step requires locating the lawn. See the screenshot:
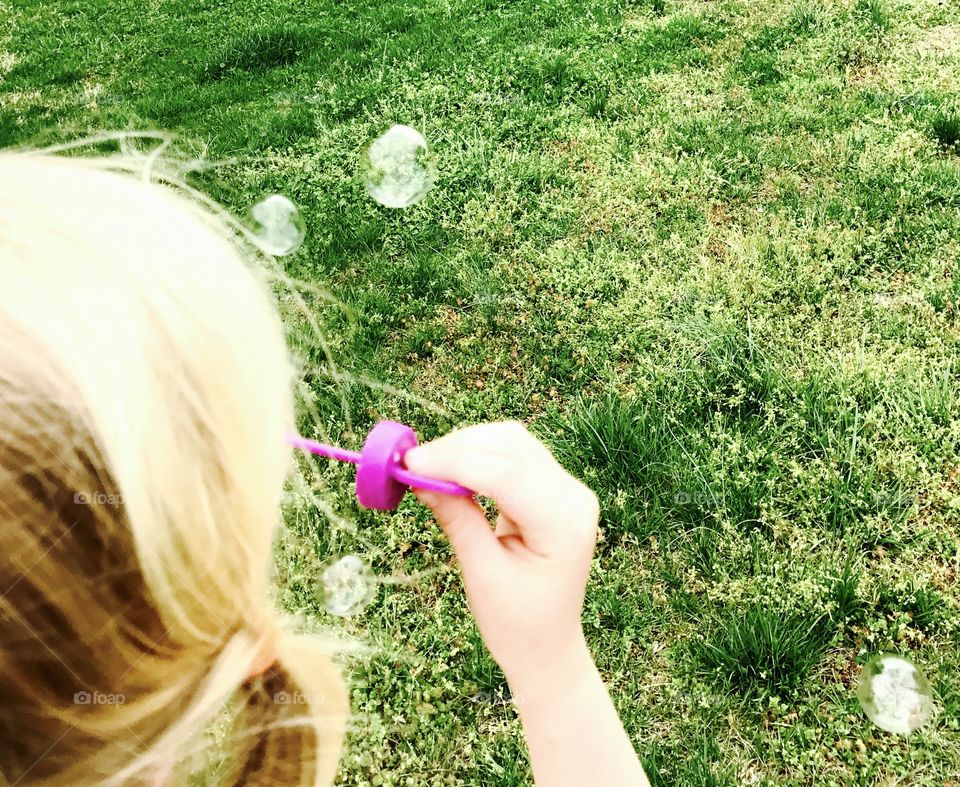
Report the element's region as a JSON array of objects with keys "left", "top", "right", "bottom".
[{"left": 3, "top": 0, "right": 960, "bottom": 783}]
